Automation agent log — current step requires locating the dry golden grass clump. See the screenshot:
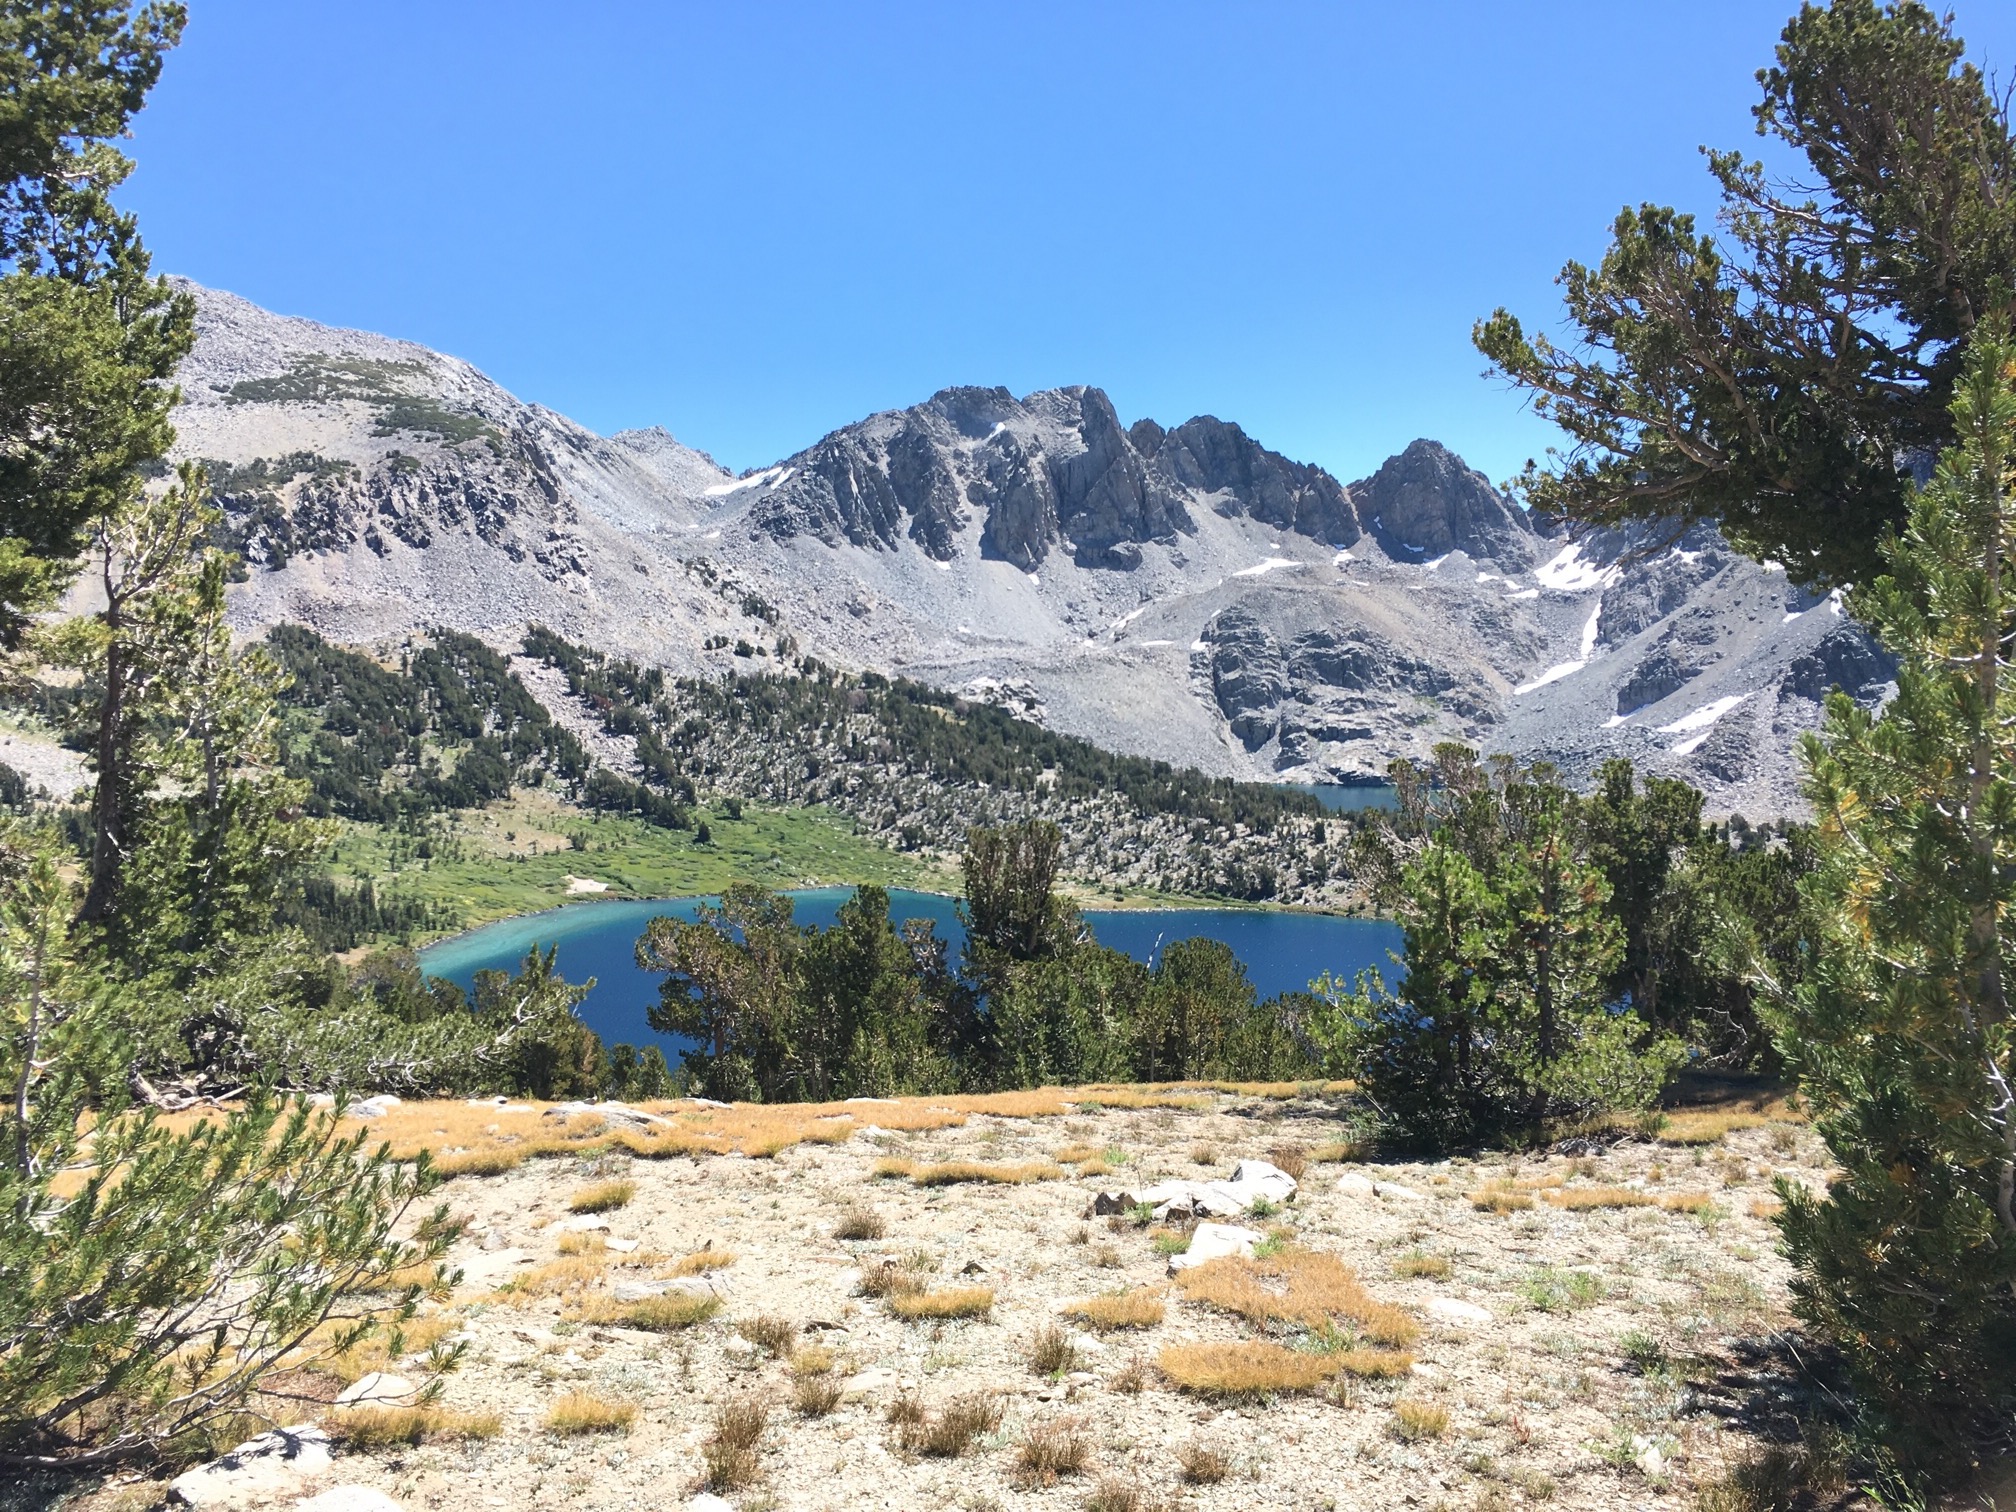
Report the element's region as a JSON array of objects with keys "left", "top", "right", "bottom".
[
  {"left": 1749, "top": 1197, "right": 1786, "bottom": 1220},
  {"left": 544, "top": 1391, "right": 636, "bottom": 1435},
  {"left": 1266, "top": 1144, "right": 1310, "bottom": 1181},
  {"left": 1176, "top": 1442, "right": 1232, "bottom": 1484},
  {"left": 567, "top": 1178, "right": 636, "bottom": 1213},
  {"left": 497, "top": 1253, "right": 607, "bottom": 1301},
  {"left": 1062, "top": 1288, "right": 1165, "bottom": 1331},
  {"left": 1015, "top": 1416, "right": 1091, "bottom": 1485},
  {"left": 736, "top": 1314, "right": 797, "bottom": 1358},
  {"left": 788, "top": 1343, "right": 835, "bottom": 1376},
  {"left": 793, "top": 1375, "right": 843, "bottom": 1417},
  {"left": 699, "top": 1398, "right": 769, "bottom": 1492},
  {"left": 582, "top": 1292, "right": 719, "bottom": 1331},
  {"left": 1308, "top": 1137, "right": 1366, "bottom": 1164},
  {"left": 337, "top": 1404, "right": 500, "bottom": 1448},
  {"left": 858, "top": 1262, "right": 926, "bottom": 1300},
  {"left": 1658, "top": 1110, "right": 1766, "bottom": 1145},
  {"left": 1471, "top": 1181, "right": 1536, "bottom": 1214},
  {"left": 1173, "top": 1248, "right": 1419, "bottom": 1349},
  {"left": 1156, "top": 1341, "right": 1338, "bottom": 1397},
  {"left": 433, "top": 1147, "right": 522, "bottom": 1179},
  {"left": 1328, "top": 1346, "right": 1416, "bottom": 1378},
  {"left": 1029, "top": 1323, "right": 1081, "bottom": 1376},
  {"left": 1112, "top": 1355, "right": 1149, "bottom": 1394},
  {"left": 1392, "top": 1250, "right": 1451, "bottom": 1280},
  {"left": 896, "top": 1392, "right": 1003, "bottom": 1457},
  {"left": 1083, "top": 1477, "right": 1169, "bottom": 1512},
  {"left": 888, "top": 1285, "right": 994, "bottom": 1321},
  {"left": 1661, "top": 1190, "right": 1717, "bottom": 1214},
  {"left": 1392, "top": 1398, "right": 1451, "bottom": 1440},
  {"left": 1545, "top": 1186, "right": 1655, "bottom": 1211},
  {"left": 1055, "top": 1143, "right": 1100, "bottom": 1164},
  {"left": 833, "top": 1205, "right": 886, "bottom": 1241},
  {"left": 661, "top": 1248, "right": 735, "bottom": 1276}
]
